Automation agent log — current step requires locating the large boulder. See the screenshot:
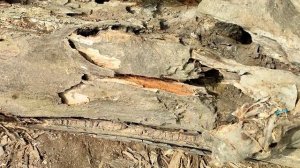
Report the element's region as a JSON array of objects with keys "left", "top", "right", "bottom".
[{"left": 198, "top": 0, "right": 300, "bottom": 65}]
